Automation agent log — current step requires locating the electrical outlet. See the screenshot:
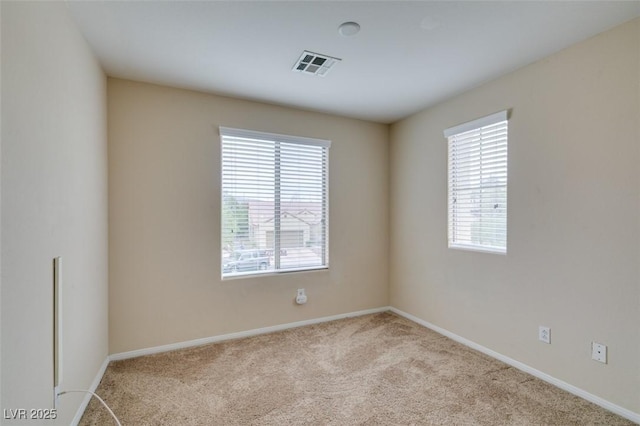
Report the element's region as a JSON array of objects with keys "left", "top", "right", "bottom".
[
  {"left": 54, "top": 386, "right": 60, "bottom": 409},
  {"left": 592, "top": 342, "right": 607, "bottom": 363},
  {"left": 538, "top": 326, "right": 550, "bottom": 344},
  {"left": 295, "top": 288, "right": 307, "bottom": 305}
]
